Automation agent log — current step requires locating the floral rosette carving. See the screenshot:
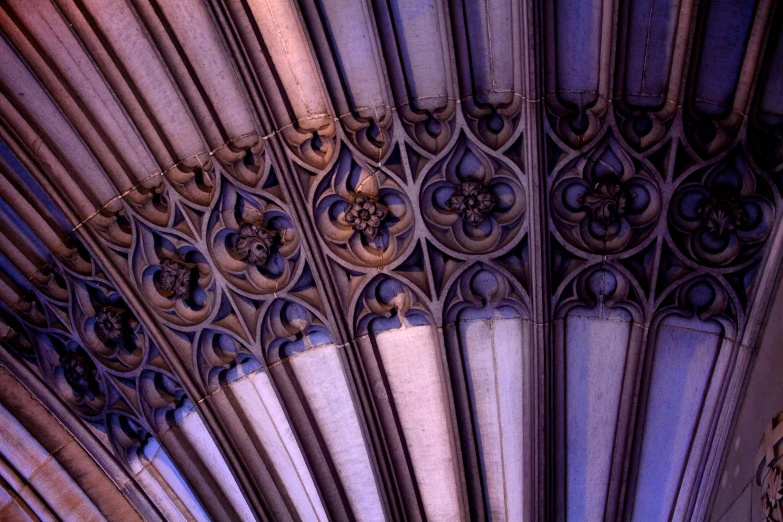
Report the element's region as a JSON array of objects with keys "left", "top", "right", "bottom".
[
  {"left": 37, "top": 334, "right": 106, "bottom": 420},
  {"left": 314, "top": 151, "right": 414, "bottom": 267},
  {"left": 72, "top": 281, "right": 145, "bottom": 372},
  {"left": 134, "top": 227, "right": 214, "bottom": 326},
  {"left": 421, "top": 138, "right": 525, "bottom": 255},
  {"left": 208, "top": 181, "right": 299, "bottom": 295},
  {"left": 669, "top": 152, "right": 774, "bottom": 267},
  {"left": 551, "top": 138, "right": 661, "bottom": 254}
]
